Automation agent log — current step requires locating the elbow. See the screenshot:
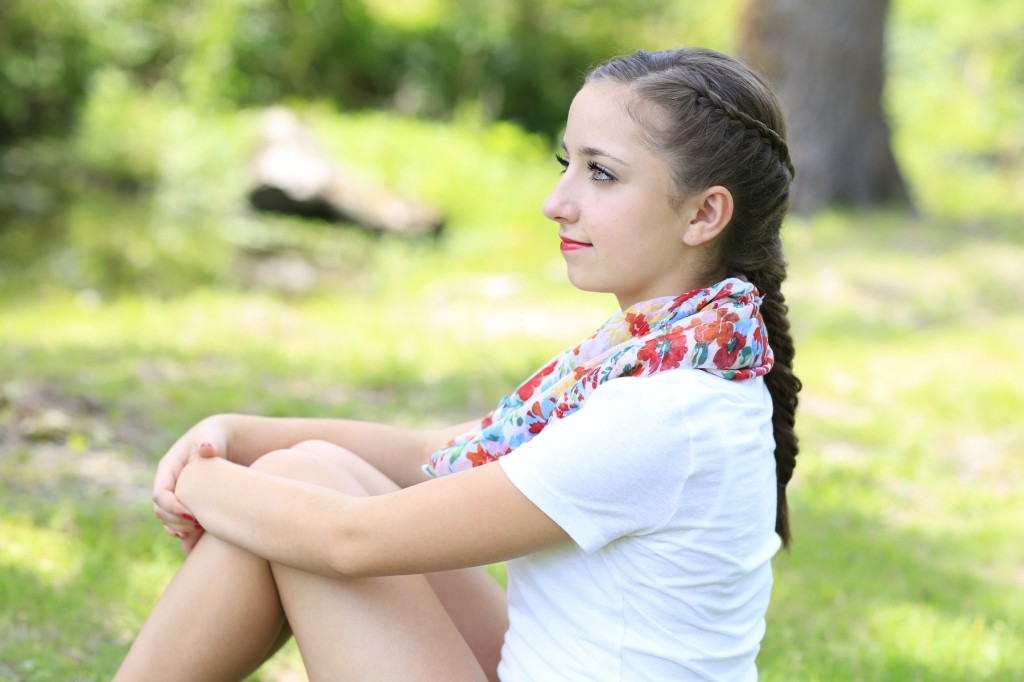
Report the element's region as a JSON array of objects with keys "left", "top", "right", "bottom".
[
  {"left": 323, "top": 522, "right": 380, "bottom": 580},
  {"left": 325, "top": 551, "right": 374, "bottom": 580}
]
